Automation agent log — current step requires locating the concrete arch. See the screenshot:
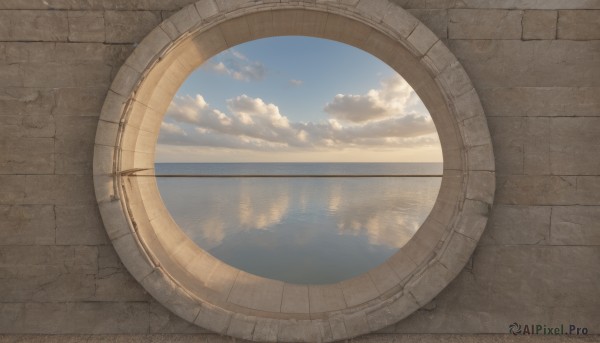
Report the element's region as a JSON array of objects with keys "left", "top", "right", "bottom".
[{"left": 93, "top": 0, "right": 495, "bottom": 341}]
